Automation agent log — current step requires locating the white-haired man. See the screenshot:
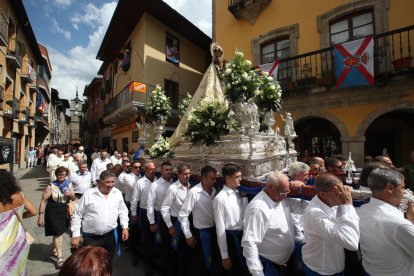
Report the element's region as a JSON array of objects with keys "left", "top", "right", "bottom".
[
  {"left": 358, "top": 167, "right": 414, "bottom": 275},
  {"left": 242, "top": 171, "right": 308, "bottom": 276}
]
